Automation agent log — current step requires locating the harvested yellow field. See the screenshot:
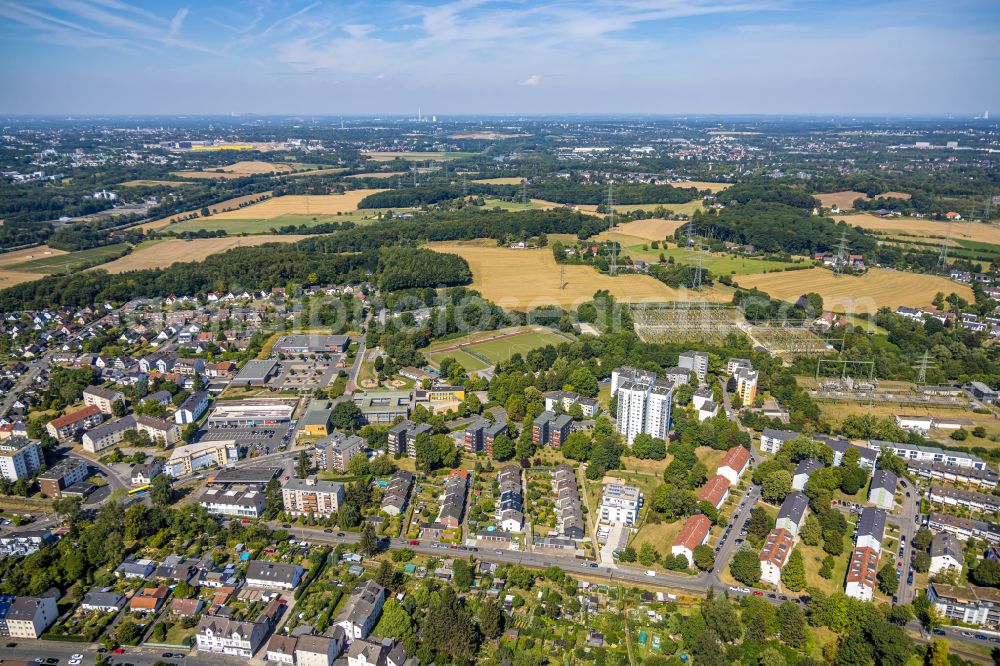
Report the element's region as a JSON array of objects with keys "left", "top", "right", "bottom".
[
  {"left": 0, "top": 246, "right": 66, "bottom": 267},
  {"left": 98, "top": 236, "right": 308, "bottom": 273},
  {"left": 735, "top": 267, "right": 973, "bottom": 312},
  {"left": 346, "top": 171, "right": 407, "bottom": 179},
  {"left": 816, "top": 191, "right": 868, "bottom": 210},
  {"left": 0, "top": 269, "right": 43, "bottom": 288},
  {"left": 204, "top": 190, "right": 386, "bottom": 220},
  {"left": 137, "top": 192, "right": 274, "bottom": 231},
  {"left": 595, "top": 219, "right": 686, "bottom": 242},
  {"left": 675, "top": 181, "right": 731, "bottom": 193},
  {"left": 836, "top": 214, "right": 1000, "bottom": 244},
  {"left": 880, "top": 191, "right": 911, "bottom": 200},
  {"left": 473, "top": 177, "right": 524, "bottom": 185},
  {"left": 578, "top": 200, "right": 706, "bottom": 218},
  {"left": 120, "top": 179, "right": 194, "bottom": 187},
  {"left": 173, "top": 160, "right": 298, "bottom": 179},
  {"left": 427, "top": 240, "right": 731, "bottom": 308}
]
